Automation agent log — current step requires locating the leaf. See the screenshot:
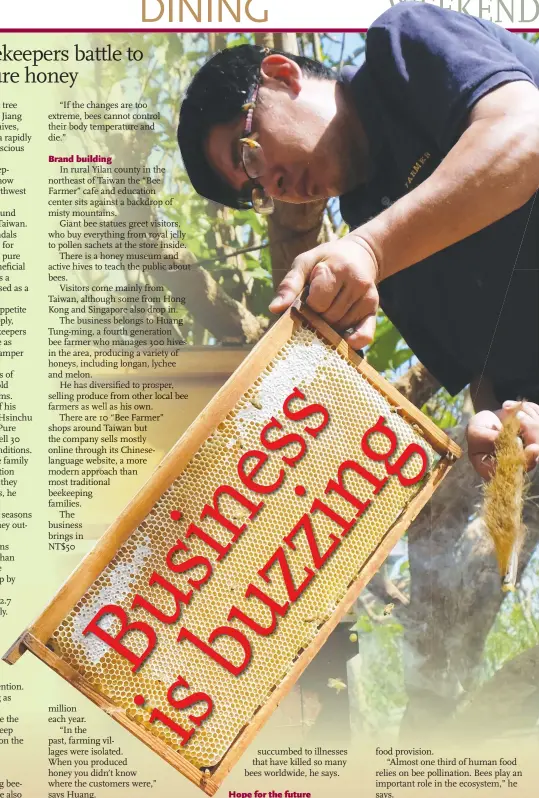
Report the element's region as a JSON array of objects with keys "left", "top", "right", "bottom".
[
  {"left": 232, "top": 209, "right": 266, "bottom": 236},
  {"left": 244, "top": 262, "right": 271, "bottom": 280},
  {"left": 350, "top": 614, "right": 374, "bottom": 633},
  {"left": 367, "top": 323, "right": 402, "bottom": 372},
  {"left": 389, "top": 347, "right": 413, "bottom": 370}
]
